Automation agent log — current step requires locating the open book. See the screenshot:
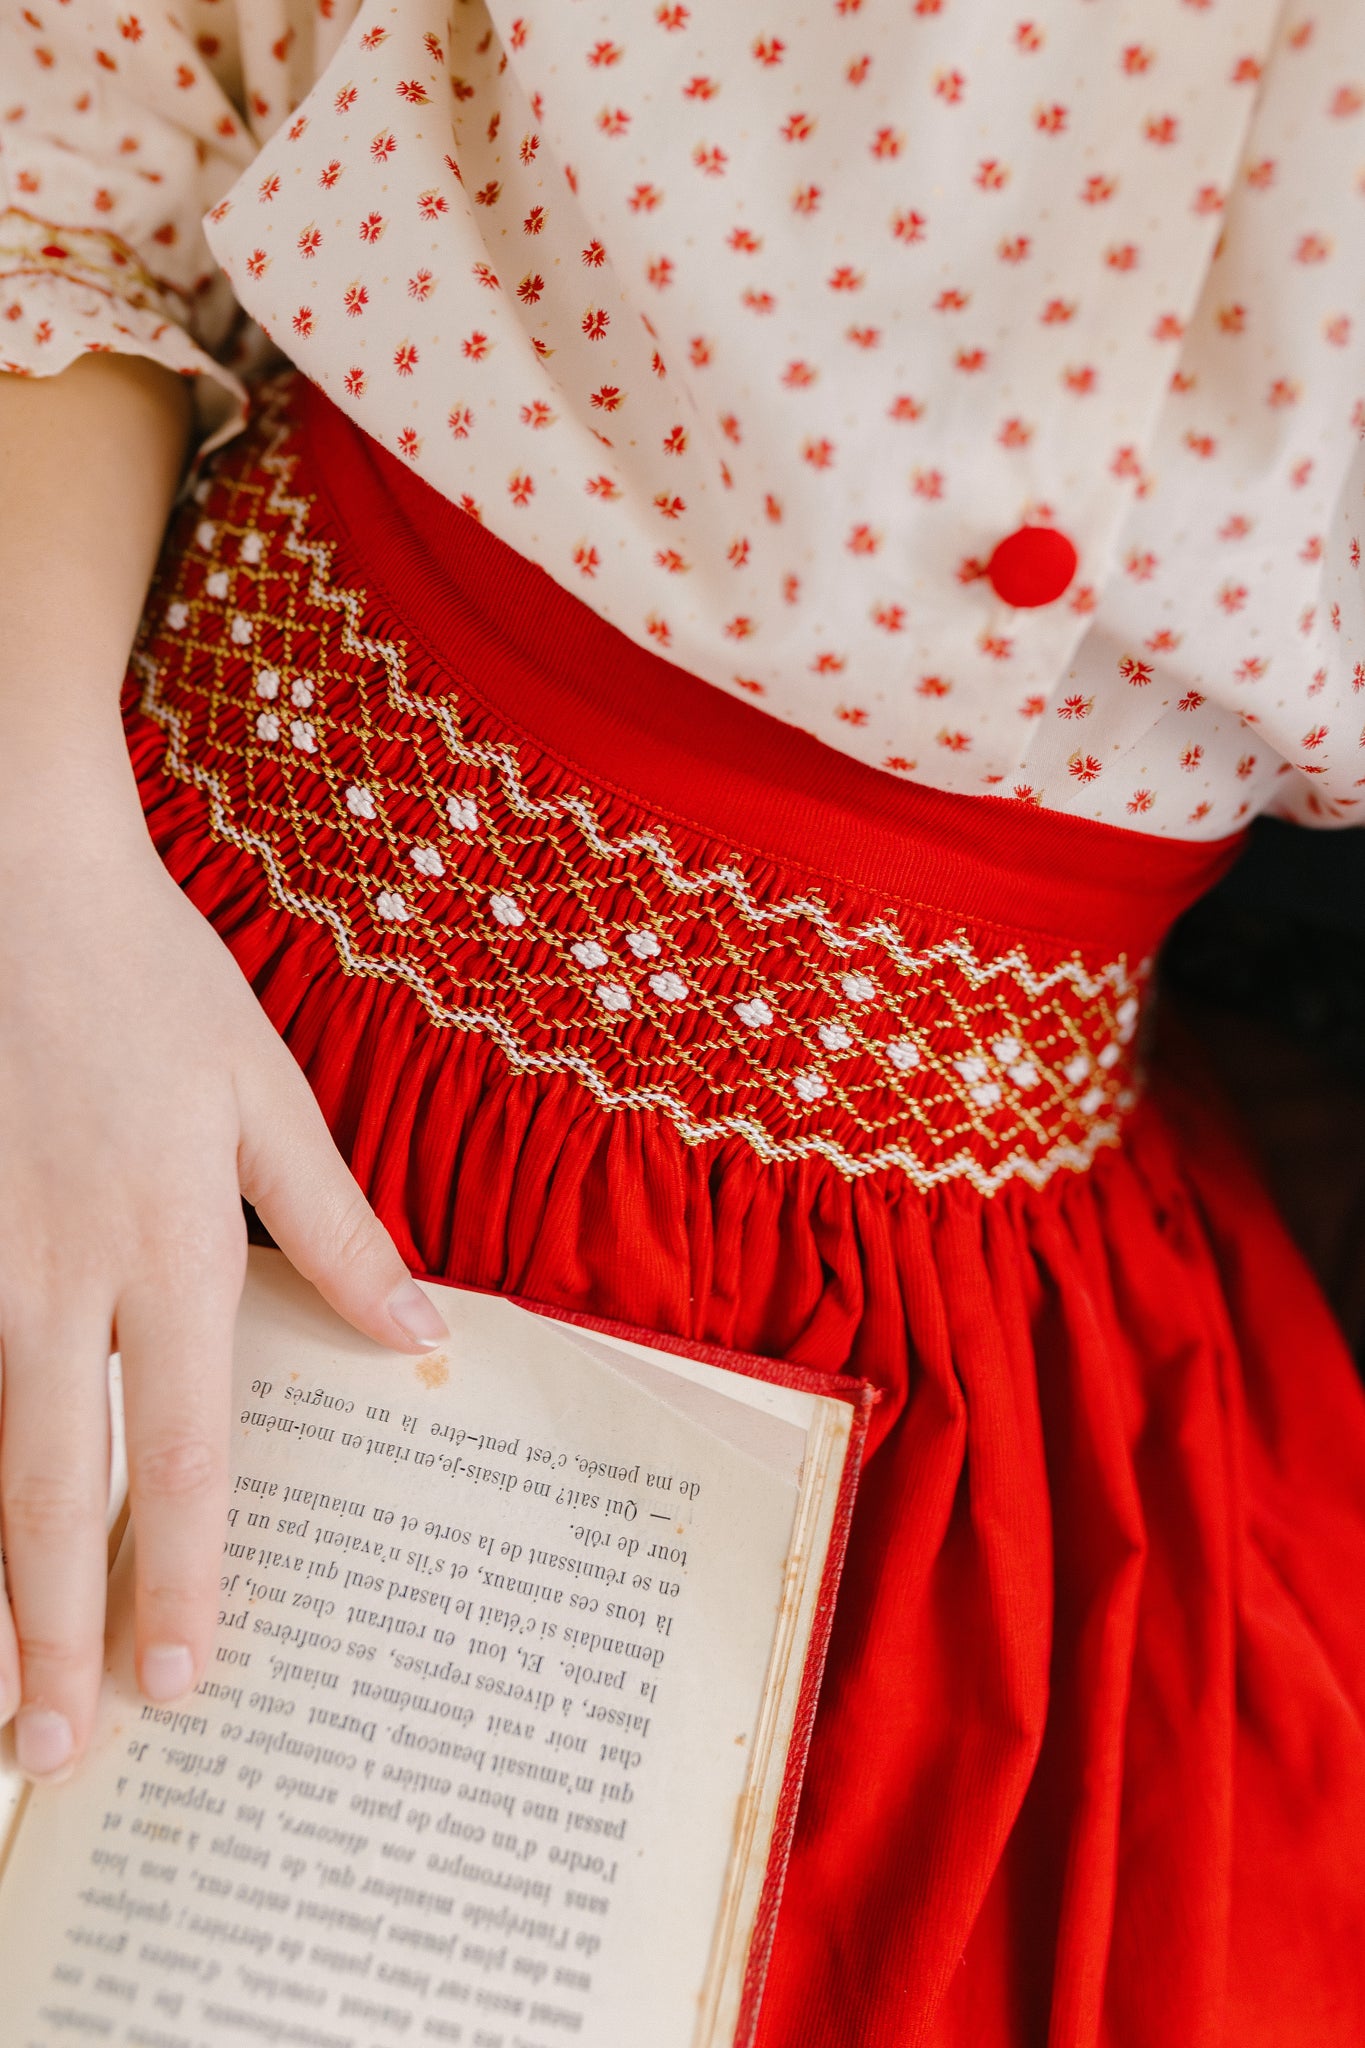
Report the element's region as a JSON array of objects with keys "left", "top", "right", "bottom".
[{"left": 0, "top": 1248, "right": 870, "bottom": 2047}]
